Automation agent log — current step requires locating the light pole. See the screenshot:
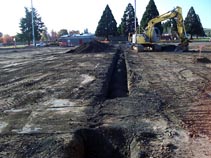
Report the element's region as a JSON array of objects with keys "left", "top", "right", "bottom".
[
  {"left": 31, "top": 0, "right": 35, "bottom": 46},
  {"left": 134, "top": 0, "right": 137, "bottom": 34}
]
